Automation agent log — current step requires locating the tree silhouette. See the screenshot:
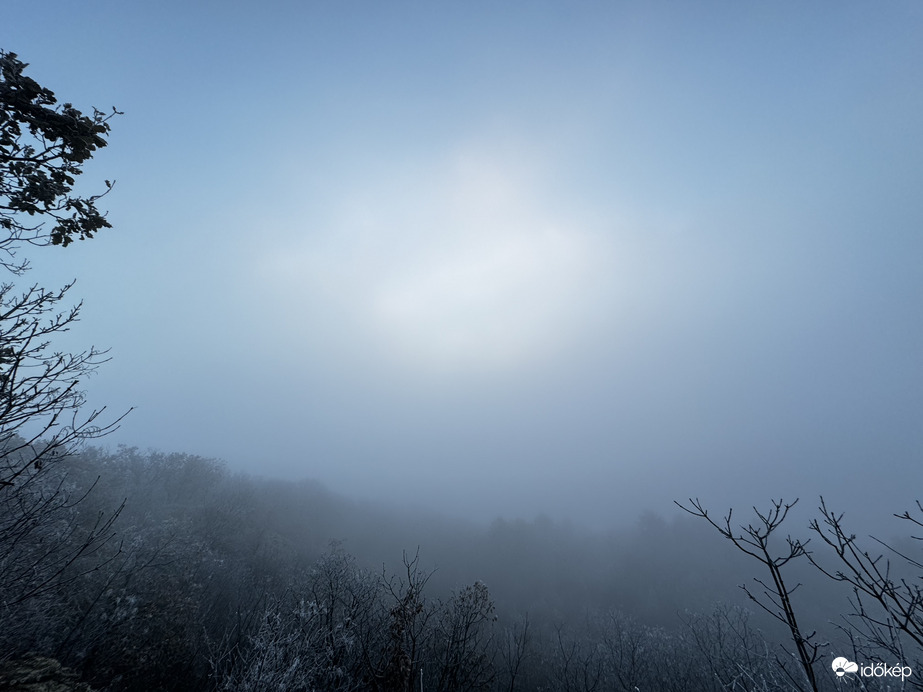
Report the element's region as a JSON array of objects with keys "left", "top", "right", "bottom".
[
  {"left": 0, "top": 49, "right": 125, "bottom": 615},
  {"left": 677, "top": 498, "right": 822, "bottom": 692}
]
